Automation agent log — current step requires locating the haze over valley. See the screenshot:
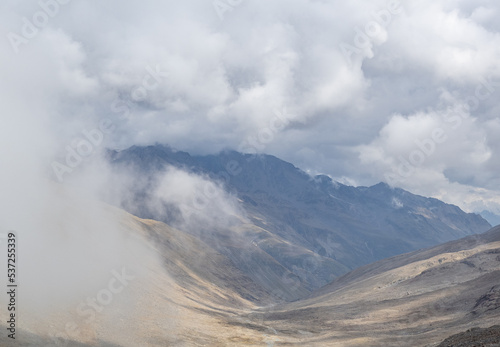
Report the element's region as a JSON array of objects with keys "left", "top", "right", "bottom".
[{"left": 2, "top": 0, "right": 500, "bottom": 346}]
